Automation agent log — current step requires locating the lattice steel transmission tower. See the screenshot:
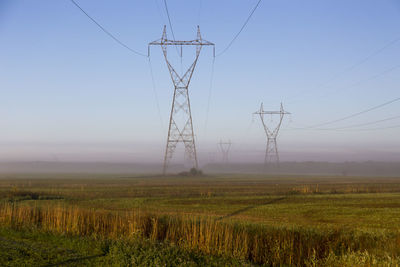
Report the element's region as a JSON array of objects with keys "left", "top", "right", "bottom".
[
  {"left": 254, "top": 103, "right": 290, "bottom": 165},
  {"left": 149, "top": 26, "right": 214, "bottom": 174},
  {"left": 218, "top": 140, "right": 232, "bottom": 163}
]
